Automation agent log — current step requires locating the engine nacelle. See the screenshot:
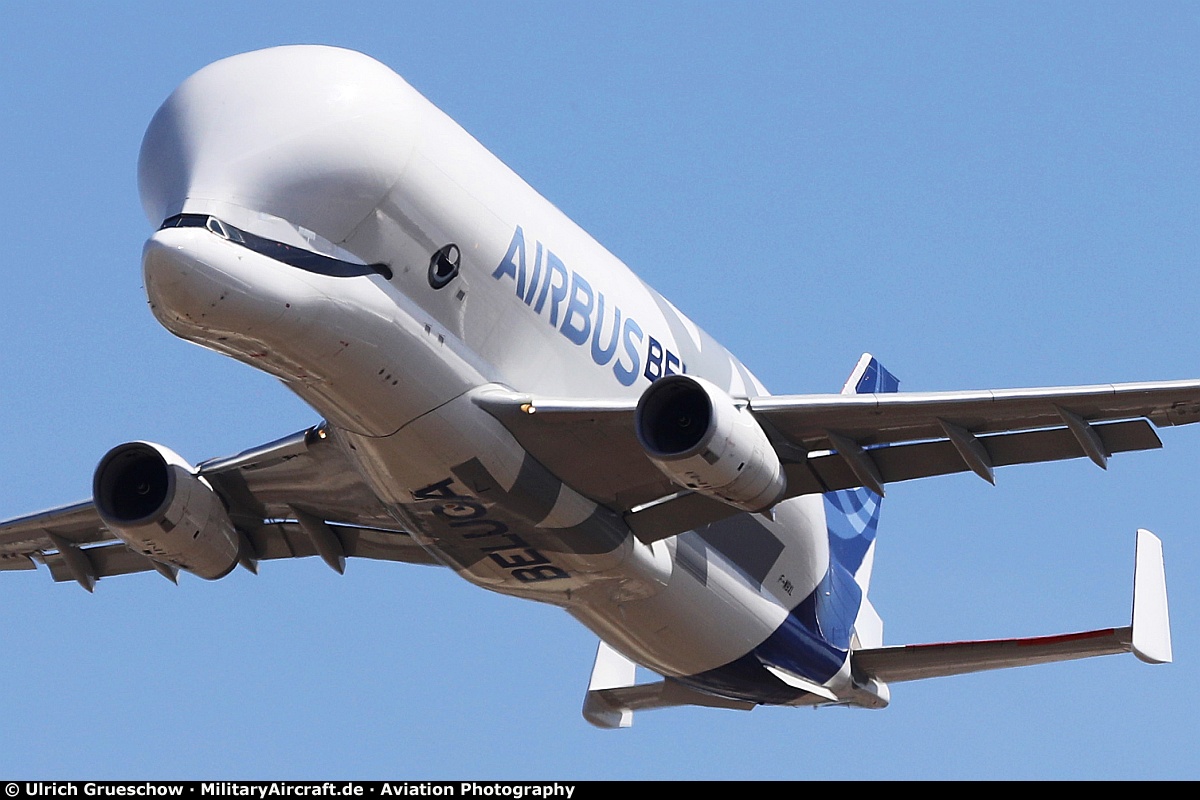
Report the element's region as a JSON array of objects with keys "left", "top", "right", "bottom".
[
  {"left": 635, "top": 375, "right": 786, "bottom": 512},
  {"left": 93, "top": 442, "right": 240, "bottom": 579}
]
